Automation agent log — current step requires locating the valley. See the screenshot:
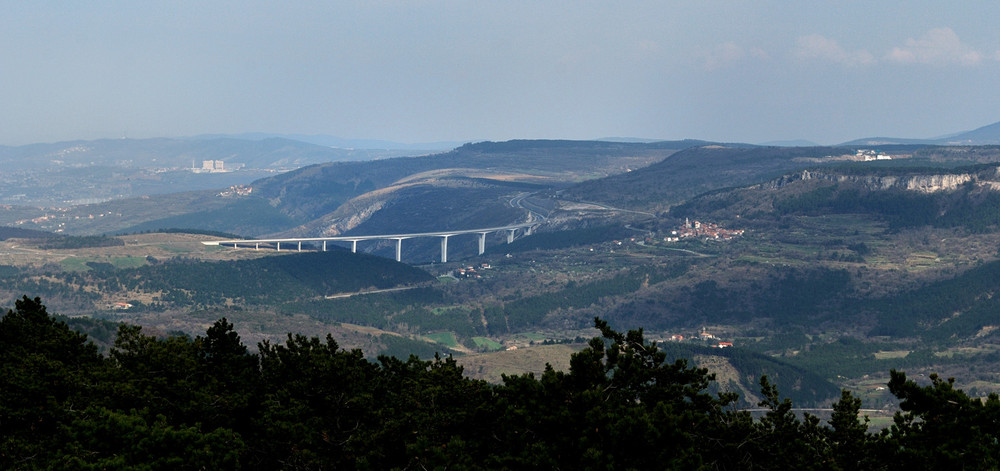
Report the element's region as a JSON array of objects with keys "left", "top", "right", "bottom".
[{"left": 5, "top": 138, "right": 1000, "bottom": 409}]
